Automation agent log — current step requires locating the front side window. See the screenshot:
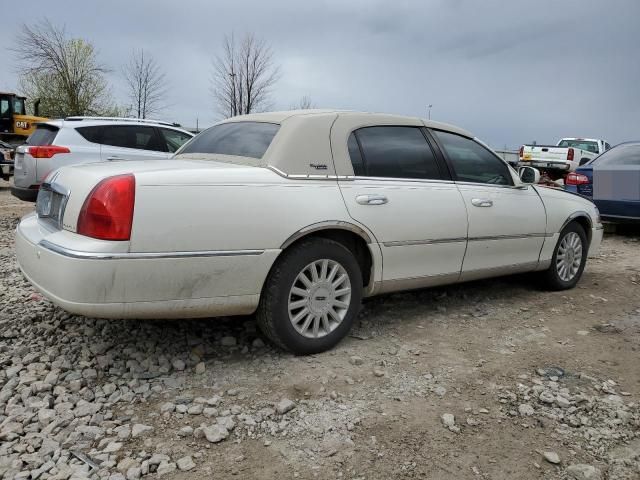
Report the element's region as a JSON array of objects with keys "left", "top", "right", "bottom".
[
  {"left": 160, "top": 128, "right": 193, "bottom": 153},
  {"left": 349, "top": 126, "right": 441, "bottom": 180},
  {"left": 179, "top": 122, "right": 279, "bottom": 159},
  {"left": 0, "top": 99, "right": 9, "bottom": 118},
  {"left": 101, "top": 126, "right": 164, "bottom": 151},
  {"left": 433, "top": 130, "right": 512, "bottom": 186}
]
